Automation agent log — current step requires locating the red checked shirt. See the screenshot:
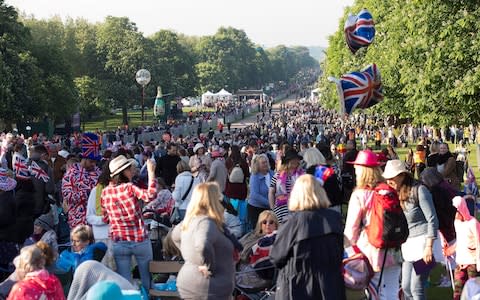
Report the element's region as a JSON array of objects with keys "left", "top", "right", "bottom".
[{"left": 101, "top": 179, "right": 158, "bottom": 242}]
